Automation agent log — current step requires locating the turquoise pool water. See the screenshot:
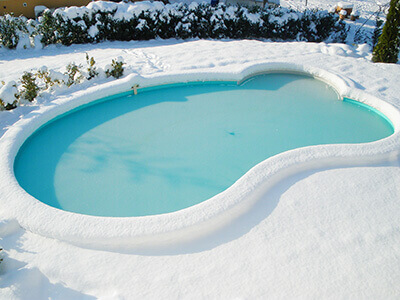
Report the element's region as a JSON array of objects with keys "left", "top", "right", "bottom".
[{"left": 14, "top": 74, "right": 394, "bottom": 217}]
